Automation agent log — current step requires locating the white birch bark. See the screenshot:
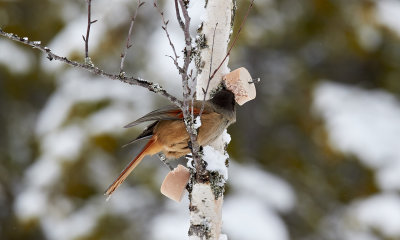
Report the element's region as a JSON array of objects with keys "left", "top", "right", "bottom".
[
  {"left": 196, "top": 0, "right": 234, "bottom": 100},
  {"left": 189, "top": 0, "right": 234, "bottom": 239}
]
